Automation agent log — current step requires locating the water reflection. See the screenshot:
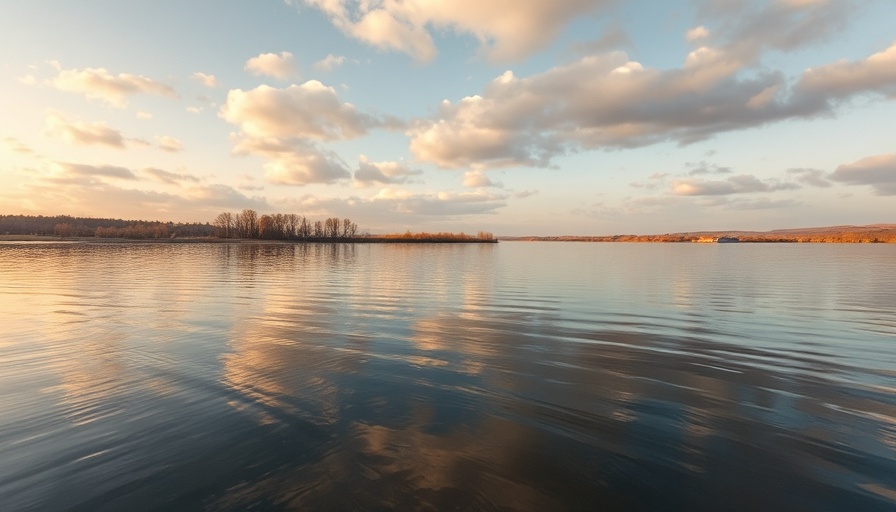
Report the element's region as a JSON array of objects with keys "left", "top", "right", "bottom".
[{"left": 0, "top": 242, "right": 894, "bottom": 511}]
